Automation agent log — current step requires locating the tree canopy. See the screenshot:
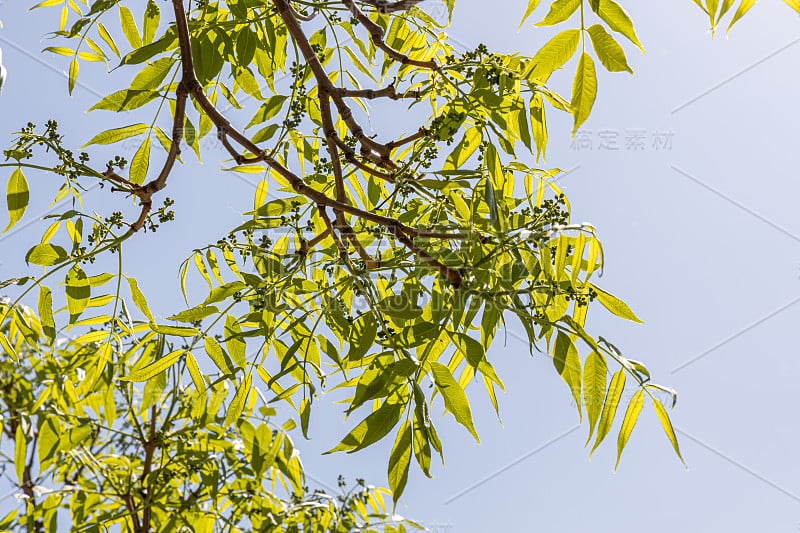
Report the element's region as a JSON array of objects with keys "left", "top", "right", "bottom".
[{"left": 0, "top": 0, "right": 794, "bottom": 531}]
